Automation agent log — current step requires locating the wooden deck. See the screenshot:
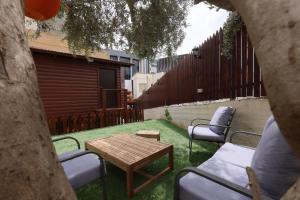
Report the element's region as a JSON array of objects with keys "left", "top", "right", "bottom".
[{"left": 85, "top": 134, "right": 173, "bottom": 197}]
